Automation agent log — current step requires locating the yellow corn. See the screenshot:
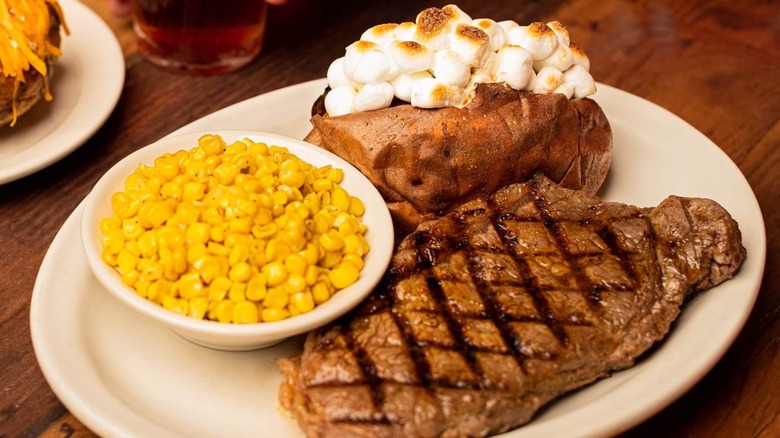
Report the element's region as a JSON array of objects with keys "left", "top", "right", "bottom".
[
  {"left": 284, "top": 253, "right": 307, "bottom": 276},
  {"left": 188, "top": 297, "right": 209, "bottom": 319},
  {"left": 291, "top": 291, "right": 315, "bottom": 313},
  {"left": 263, "top": 286, "right": 288, "bottom": 309},
  {"left": 342, "top": 253, "right": 365, "bottom": 271},
  {"left": 228, "top": 282, "right": 247, "bottom": 302},
  {"left": 162, "top": 296, "right": 188, "bottom": 315},
  {"left": 208, "top": 275, "right": 232, "bottom": 301},
  {"left": 228, "top": 244, "right": 249, "bottom": 266},
  {"left": 285, "top": 274, "right": 307, "bottom": 293},
  {"left": 329, "top": 263, "right": 360, "bottom": 289},
  {"left": 330, "top": 186, "right": 350, "bottom": 212},
  {"left": 319, "top": 230, "right": 344, "bottom": 252},
  {"left": 214, "top": 300, "right": 234, "bottom": 323},
  {"left": 178, "top": 272, "right": 205, "bottom": 299},
  {"left": 263, "top": 261, "right": 288, "bottom": 287},
  {"left": 232, "top": 301, "right": 259, "bottom": 323},
  {"left": 312, "top": 282, "right": 331, "bottom": 304},
  {"left": 100, "top": 134, "right": 370, "bottom": 324},
  {"left": 246, "top": 273, "right": 267, "bottom": 301},
  {"left": 261, "top": 307, "right": 290, "bottom": 322}
]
